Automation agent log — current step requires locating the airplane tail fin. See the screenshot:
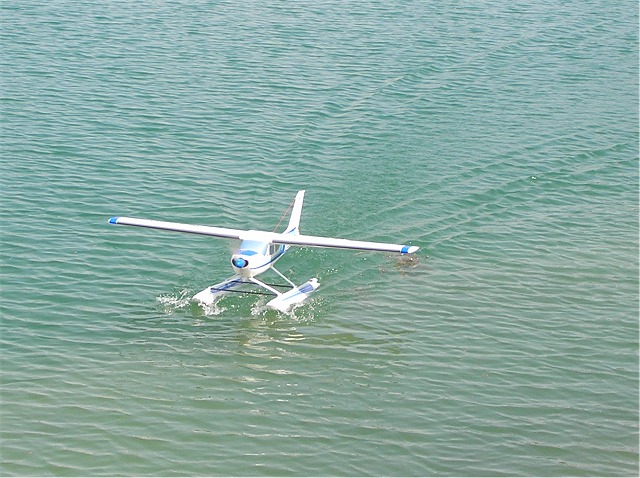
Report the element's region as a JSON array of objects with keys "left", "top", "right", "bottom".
[{"left": 286, "top": 190, "right": 305, "bottom": 235}]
